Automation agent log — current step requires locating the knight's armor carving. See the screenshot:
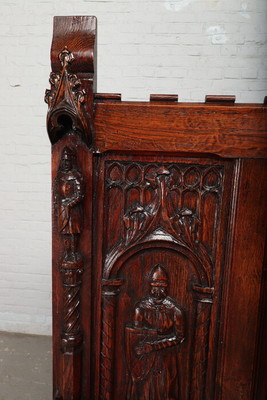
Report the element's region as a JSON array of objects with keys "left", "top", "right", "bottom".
[
  {"left": 55, "top": 146, "right": 84, "bottom": 263},
  {"left": 126, "top": 265, "right": 185, "bottom": 400}
]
